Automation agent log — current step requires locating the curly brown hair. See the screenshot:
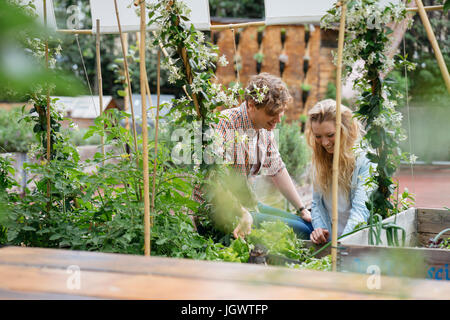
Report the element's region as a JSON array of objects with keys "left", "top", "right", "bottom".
[{"left": 244, "top": 73, "right": 292, "bottom": 116}]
